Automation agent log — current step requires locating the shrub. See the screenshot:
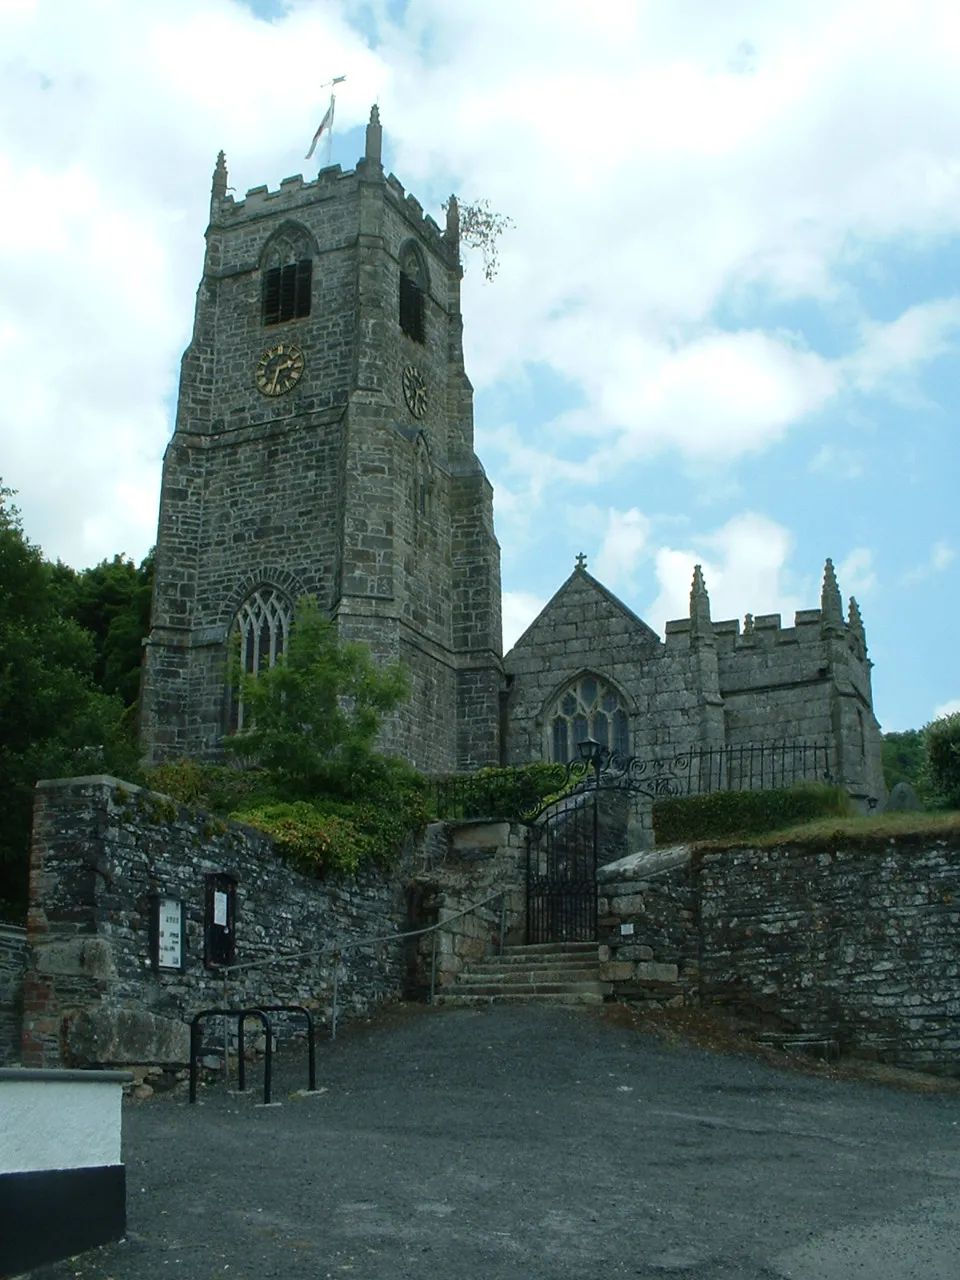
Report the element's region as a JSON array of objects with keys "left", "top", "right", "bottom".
[
  {"left": 142, "top": 759, "right": 273, "bottom": 815},
  {"left": 431, "top": 762, "right": 570, "bottom": 820},
  {"left": 652, "top": 783, "right": 852, "bottom": 846},
  {"left": 231, "top": 802, "right": 368, "bottom": 875},
  {"left": 924, "top": 713, "right": 960, "bottom": 810},
  {"left": 234, "top": 777, "right": 429, "bottom": 878}
]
